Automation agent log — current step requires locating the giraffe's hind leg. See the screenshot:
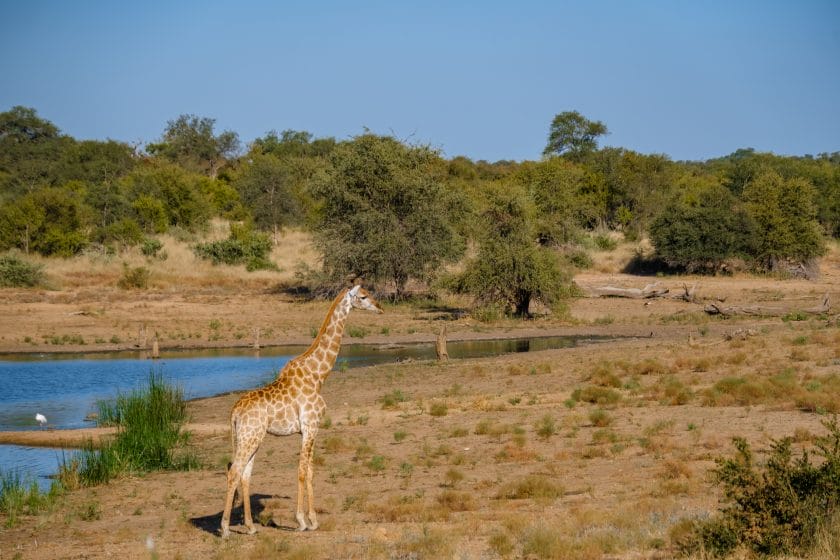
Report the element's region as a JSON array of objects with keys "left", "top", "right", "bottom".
[
  {"left": 221, "top": 460, "right": 241, "bottom": 538},
  {"left": 241, "top": 454, "right": 258, "bottom": 534}
]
